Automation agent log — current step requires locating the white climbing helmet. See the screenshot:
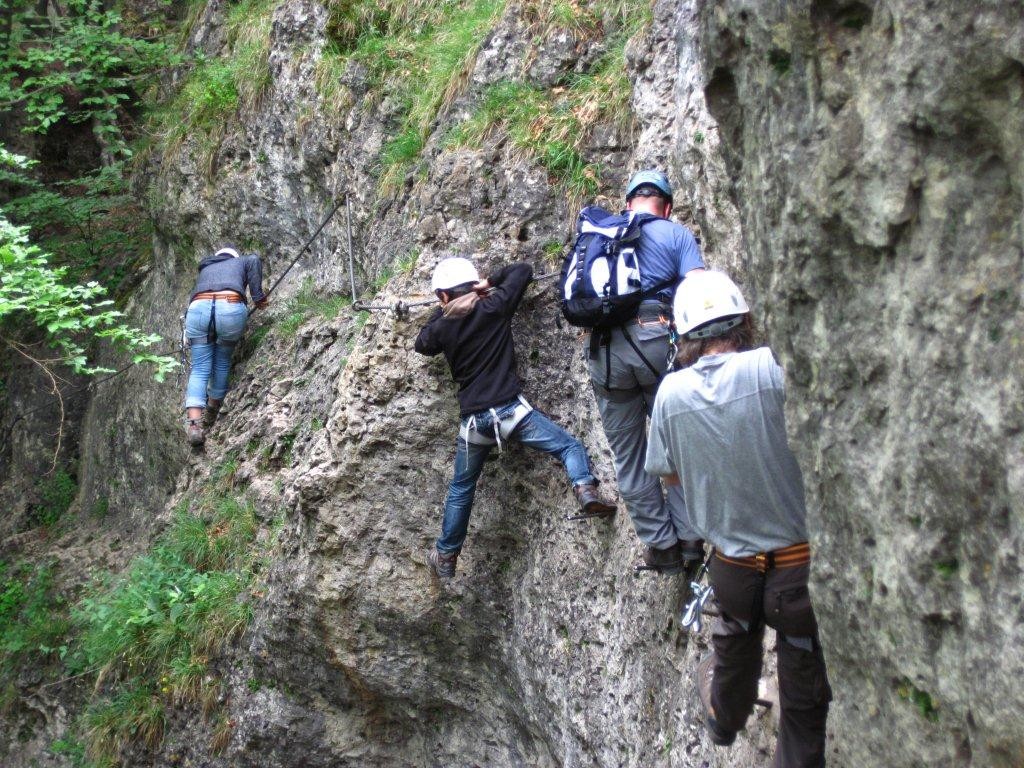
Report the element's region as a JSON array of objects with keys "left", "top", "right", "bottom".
[
  {"left": 673, "top": 270, "right": 750, "bottom": 340},
  {"left": 431, "top": 257, "right": 480, "bottom": 292},
  {"left": 214, "top": 246, "right": 241, "bottom": 259}
]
